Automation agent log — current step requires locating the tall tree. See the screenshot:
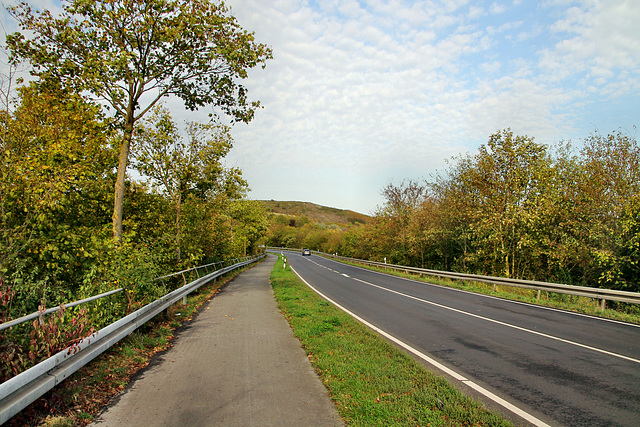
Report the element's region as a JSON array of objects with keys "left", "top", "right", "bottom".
[
  {"left": 227, "top": 200, "right": 269, "bottom": 256},
  {"left": 462, "top": 130, "right": 551, "bottom": 277},
  {"left": 7, "top": 0, "right": 272, "bottom": 242},
  {"left": 134, "top": 106, "right": 244, "bottom": 260},
  {"left": 578, "top": 130, "right": 640, "bottom": 289},
  {"left": 378, "top": 180, "right": 428, "bottom": 266}
]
